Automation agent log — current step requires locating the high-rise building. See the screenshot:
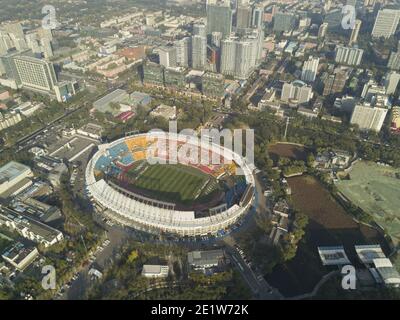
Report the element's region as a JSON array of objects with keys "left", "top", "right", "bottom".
[
  {"left": 335, "top": 46, "right": 364, "bottom": 66},
  {"left": 281, "top": 80, "right": 313, "bottom": 105},
  {"left": 323, "top": 67, "right": 349, "bottom": 96},
  {"left": 207, "top": 3, "right": 233, "bottom": 38},
  {"left": 372, "top": 9, "right": 400, "bottom": 38},
  {"left": 251, "top": 5, "right": 264, "bottom": 29},
  {"left": 206, "top": 45, "right": 220, "bottom": 72},
  {"left": 0, "top": 31, "right": 14, "bottom": 55},
  {"left": 211, "top": 32, "right": 223, "bottom": 48},
  {"left": 158, "top": 46, "right": 177, "bottom": 68},
  {"left": 175, "top": 37, "right": 191, "bottom": 67},
  {"left": 324, "top": 9, "right": 343, "bottom": 31},
  {"left": 273, "top": 12, "right": 297, "bottom": 32},
  {"left": 301, "top": 56, "right": 319, "bottom": 82},
  {"left": 220, "top": 29, "right": 263, "bottom": 79},
  {"left": 349, "top": 19, "right": 362, "bottom": 45},
  {"left": 13, "top": 55, "right": 58, "bottom": 94},
  {"left": 191, "top": 35, "right": 207, "bottom": 70},
  {"left": 143, "top": 61, "right": 165, "bottom": 87},
  {"left": 3, "top": 23, "right": 27, "bottom": 51},
  {"left": 202, "top": 72, "right": 225, "bottom": 98},
  {"left": 387, "top": 51, "right": 400, "bottom": 70},
  {"left": 193, "top": 24, "right": 207, "bottom": 37},
  {"left": 318, "top": 23, "right": 328, "bottom": 39},
  {"left": 350, "top": 103, "right": 388, "bottom": 132},
  {"left": 383, "top": 71, "right": 400, "bottom": 95},
  {"left": 0, "top": 49, "right": 33, "bottom": 85},
  {"left": 236, "top": 5, "right": 252, "bottom": 29},
  {"left": 164, "top": 67, "right": 187, "bottom": 89}
]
